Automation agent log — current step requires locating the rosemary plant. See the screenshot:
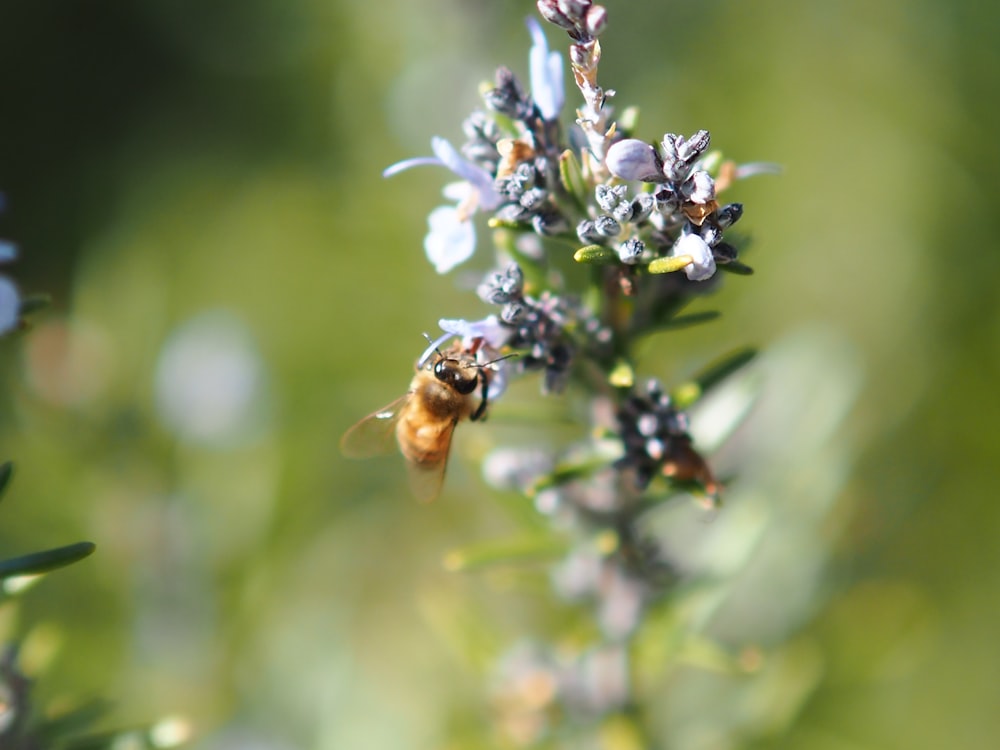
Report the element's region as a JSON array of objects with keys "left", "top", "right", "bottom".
[{"left": 364, "top": 1, "right": 776, "bottom": 747}]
